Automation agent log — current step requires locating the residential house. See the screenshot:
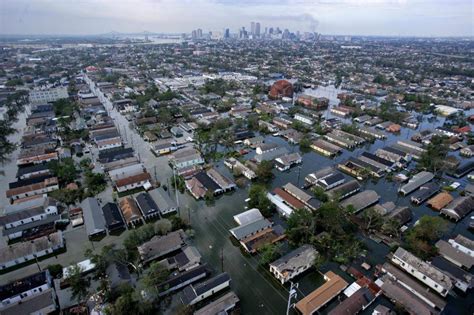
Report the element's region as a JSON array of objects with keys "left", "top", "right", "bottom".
[
  {"left": 115, "top": 172, "right": 152, "bottom": 193},
  {"left": 269, "top": 245, "right": 318, "bottom": 284},
  {"left": 410, "top": 183, "right": 439, "bottom": 205},
  {"left": 135, "top": 192, "right": 161, "bottom": 220},
  {"left": 440, "top": 196, "right": 474, "bottom": 221},
  {"left": 157, "top": 264, "right": 210, "bottom": 296},
  {"left": 295, "top": 271, "right": 349, "bottom": 315},
  {"left": 101, "top": 202, "right": 125, "bottom": 232},
  {"left": 311, "top": 139, "right": 342, "bottom": 157},
  {"left": 316, "top": 173, "right": 345, "bottom": 191},
  {"left": 0, "top": 231, "right": 64, "bottom": 270},
  {"left": 398, "top": 171, "right": 434, "bottom": 196},
  {"left": 381, "top": 262, "right": 446, "bottom": 311},
  {"left": 181, "top": 273, "right": 231, "bottom": 305},
  {"left": 294, "top": 113, "right": 314, "bottom": 125},
  {"left": 326, "top": 180, "right": 361, "bottom": 201},
  {"left": 0, "top": 271, "right": 57, "bottom": 315},
  {"left": 171, "top": 148, "right": 205, "bottom": 170},
  {"left": 431, "top": 256, "right": 473, "bottom": 293},
  {"left": 436, "top": 240, "right": 474, "bottom": 269},
  {"left": 427, "top": 192, "right": 453, "bottom": 211},
  {"left": 149, "top": 188, "right": 178, "bottom": 215},
  {"left": 194, "top": 291, "right": 240, "bottom": 315},
  {"left": 341, "top": 190, "right": 380, "bottom": 213},
  {"left": 449, "top": 235, "right": 474, "bottom": 257},
  {"left": 391, "top": 247, "right": 453, "bottom": 296},
  {"left": 119, "top": 197, "right": 143, "bottom": 227},
  {"left": 6, "top": 177, "right": 59, "bottom": 202},
  {"left": 0, "top": 196, "right": 58, "bottom": 240},
  {"left": 81, "top": 197, "right": 106, "bottom": 237},
  {"left": 274, "top": 152, "right": 302, "bottom": 171},
  {"left": 137, "top": 229, "right": 186, "bottom": 264}
]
